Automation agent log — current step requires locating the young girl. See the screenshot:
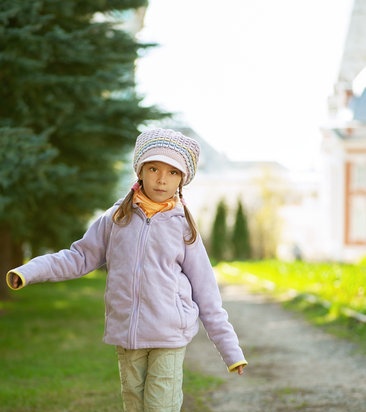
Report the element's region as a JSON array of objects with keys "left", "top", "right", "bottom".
[{"left": 7, "top": 128, "right": 247, "bottom": 411}]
